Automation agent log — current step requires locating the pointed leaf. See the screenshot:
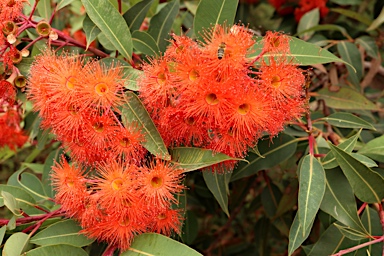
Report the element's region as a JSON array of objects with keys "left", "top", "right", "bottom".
[
  {"left": 367, "top": 6, "right": 384, "bottom": 31},
  {"left": 82, "top": 15, "right": 101, "bottom": 50},
  {"left": 330, "top": 144, "right": 384, "bottom": 203},
  {"left": 132, "top": 30, "right": 160, "bottom": 56},
  {"left": 2, "top": 191, "right": 21, "bottom": 216},
  {"left": 317, "top": 87, "right": 378, "bottom": 110},
  {"left": 355, "top": 36, "right": 379, "bottom": 58},
  {"left": 298, "top": 155, "right": 326, "bottom": 235},
  {"left": 350, "top": 153, "right": 378, "bottom": 168},
  {"left": 37, "top": 0, "right": 52, "bottom": 20},
  {"left": 3, "top": 233, "right": 30, "bottom": 255},
  {"left": 121, "top": 92, "right": 170, "bottom": 160},
  {"left": 194, "top": 0, "right": 238, "bottom": 40},
  {"left": 320, "top": 168, "right": 367, "bottom": 232},
  {"left": 322, "top": 112, "right": 376, "bottom": 130},
  {"left": 170, "top": 147, "right": 243, "bottom": 172},
  {"left": 124, "top": 0, "right": 154, "bottom": 31},
  {"left": 330, "top": 8, "right": 371, "bottom": 26},
  {"left": 82, "top": 0, "right": 133, "bottom": 60},
  {"left": 250, "top": 37, "right": 355, "bottom": 68},
  {"left": 358, "top": 135, "right": 384, "bottom": 162},
  {"left": 56, "top": 0, "right": 76, "bottom": 11},
  {"left": 8, "top": 170, "right": 48, "bottom": 201},
  {"left": 337, "top": 41, "right": 362, "bottom": 87},
  {"left": 288, "top": 213, "right": 314, "bottom": 256},
  {"left": 297, "top": 8, "right": 319, "bottom": 40},
  {"left": 147, "top": 0, "right": 180, "bottom": 53},
  {"left": 203, "top": 171, "right": 231, "bottom": 217},
  {"left": 121, "top": 233, "right": 203, "bottom": 255},
  {"left": 231, "top": 134, "right": 298, "bottom": 181},
  {"left": 25, "top": 245, "right": 88, "bottom": 256},
  {"left": 322, "top": 129, "right": 361, "bottom": 169},
  {"left": 0, "top": 185, "right": 35, "bottom": 209},
  {"left": 334, "top": 223, "right": 368, "bottom": 240},
  {"left": 30, "top": 219, "right": 95, "bottom": 247}
]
